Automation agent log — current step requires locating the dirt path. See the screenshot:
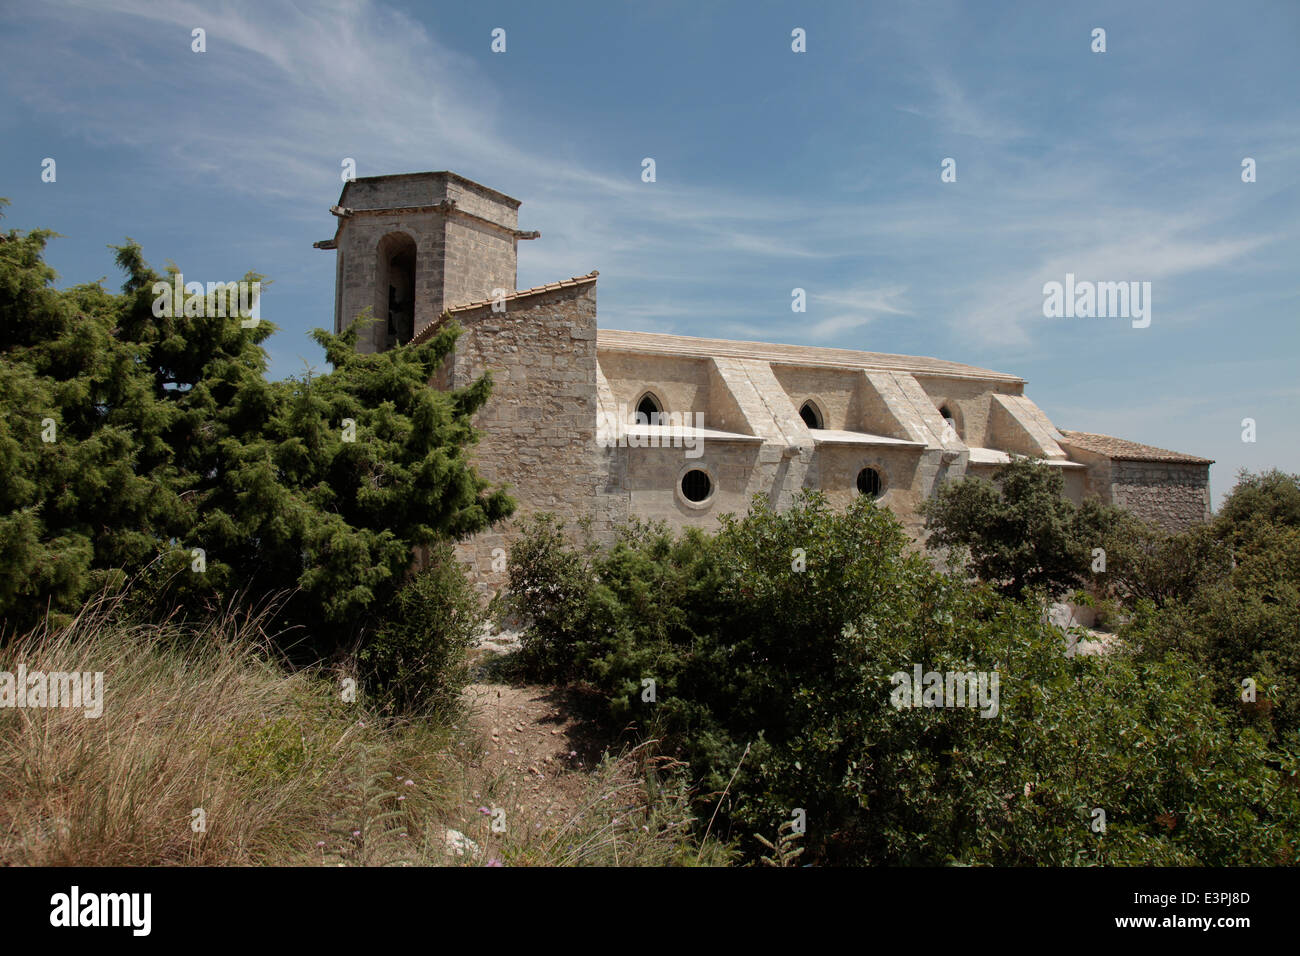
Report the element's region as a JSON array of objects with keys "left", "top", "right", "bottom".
[{"left": 456, "top": 680, "right": 625, "bottom": 832}]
